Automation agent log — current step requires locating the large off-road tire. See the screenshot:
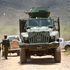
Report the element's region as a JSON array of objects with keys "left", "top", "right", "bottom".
[
  {"left": 54, "top": 47, "right": 61, "bottom": 63},
  {"left": 20, "top": 48, "right": 27, "bottom": 64},
  {"left": 64, "top": 45, "right": 70, "bottom": 51}
]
